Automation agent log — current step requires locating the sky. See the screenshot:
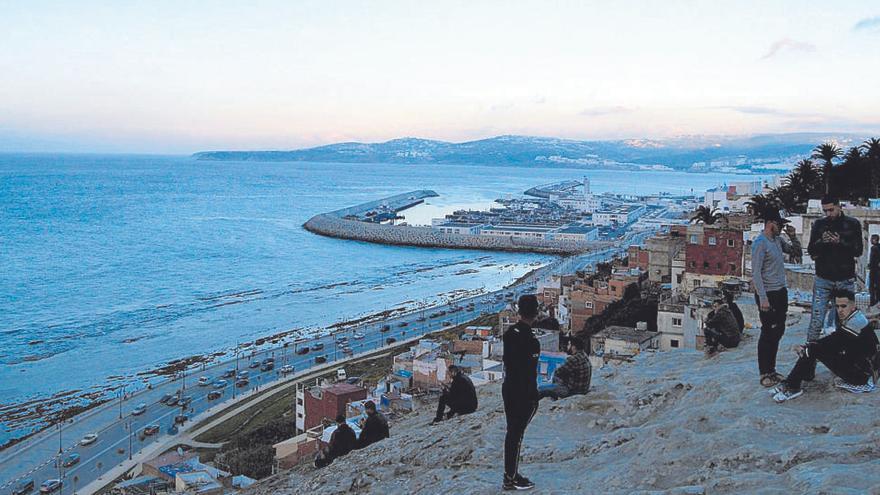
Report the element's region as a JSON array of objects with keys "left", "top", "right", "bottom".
[{"left": 1, "top": 0, "right": 879, "bottom": 153}]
